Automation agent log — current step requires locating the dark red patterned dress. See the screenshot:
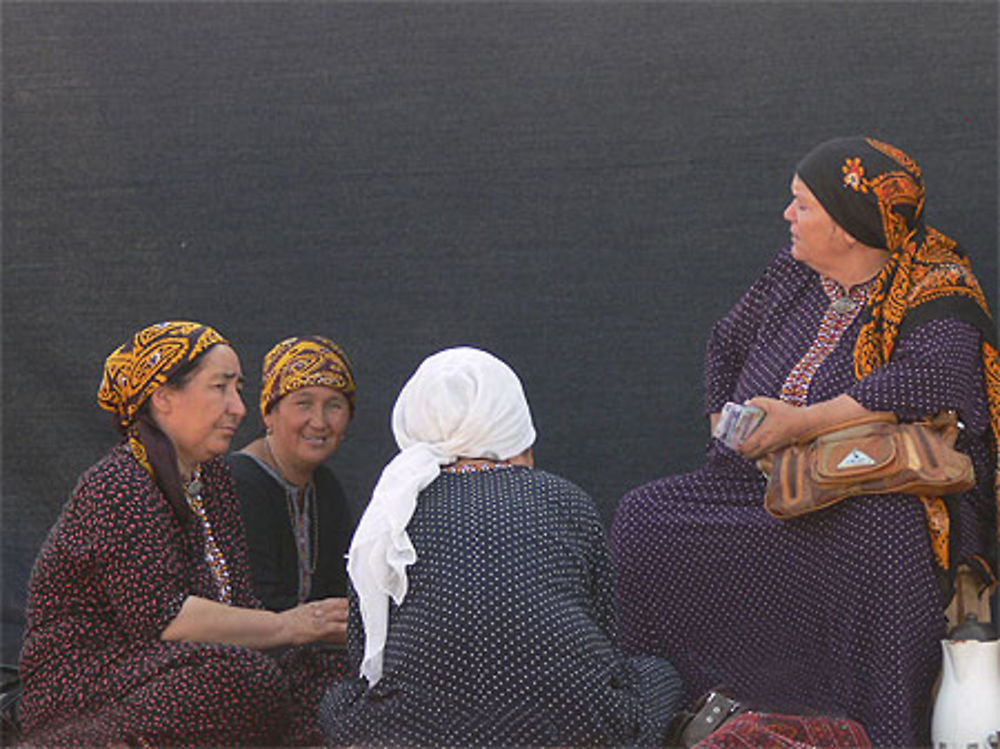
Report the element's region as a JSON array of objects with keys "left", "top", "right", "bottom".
[{"left": 18, "top": 443, "right": 335, "bottom": 746}]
